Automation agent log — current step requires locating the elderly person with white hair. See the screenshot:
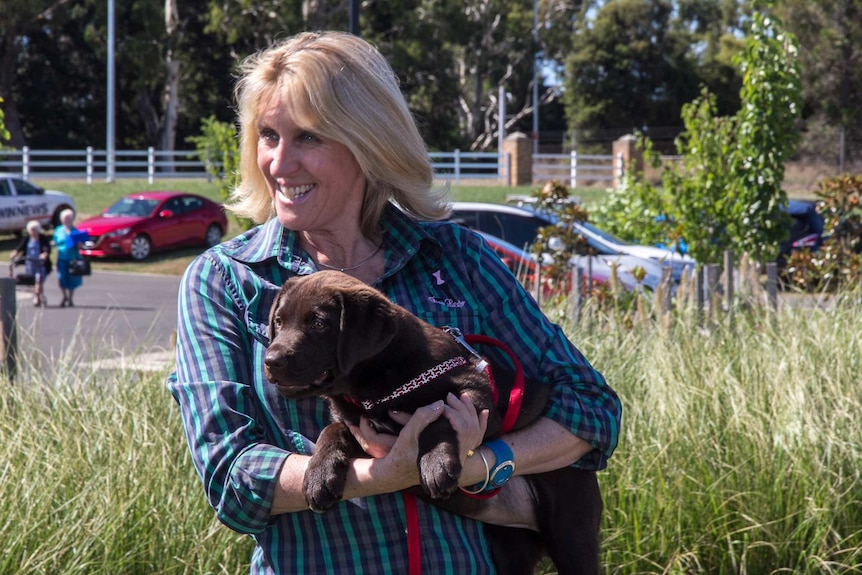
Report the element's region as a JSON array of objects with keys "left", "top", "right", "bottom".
[
  {"left": 10, "top": 220, "right": 53, "bottom": 306},
  {"left": 51, "top": 208, "right": 85, "bottom": 307}
]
